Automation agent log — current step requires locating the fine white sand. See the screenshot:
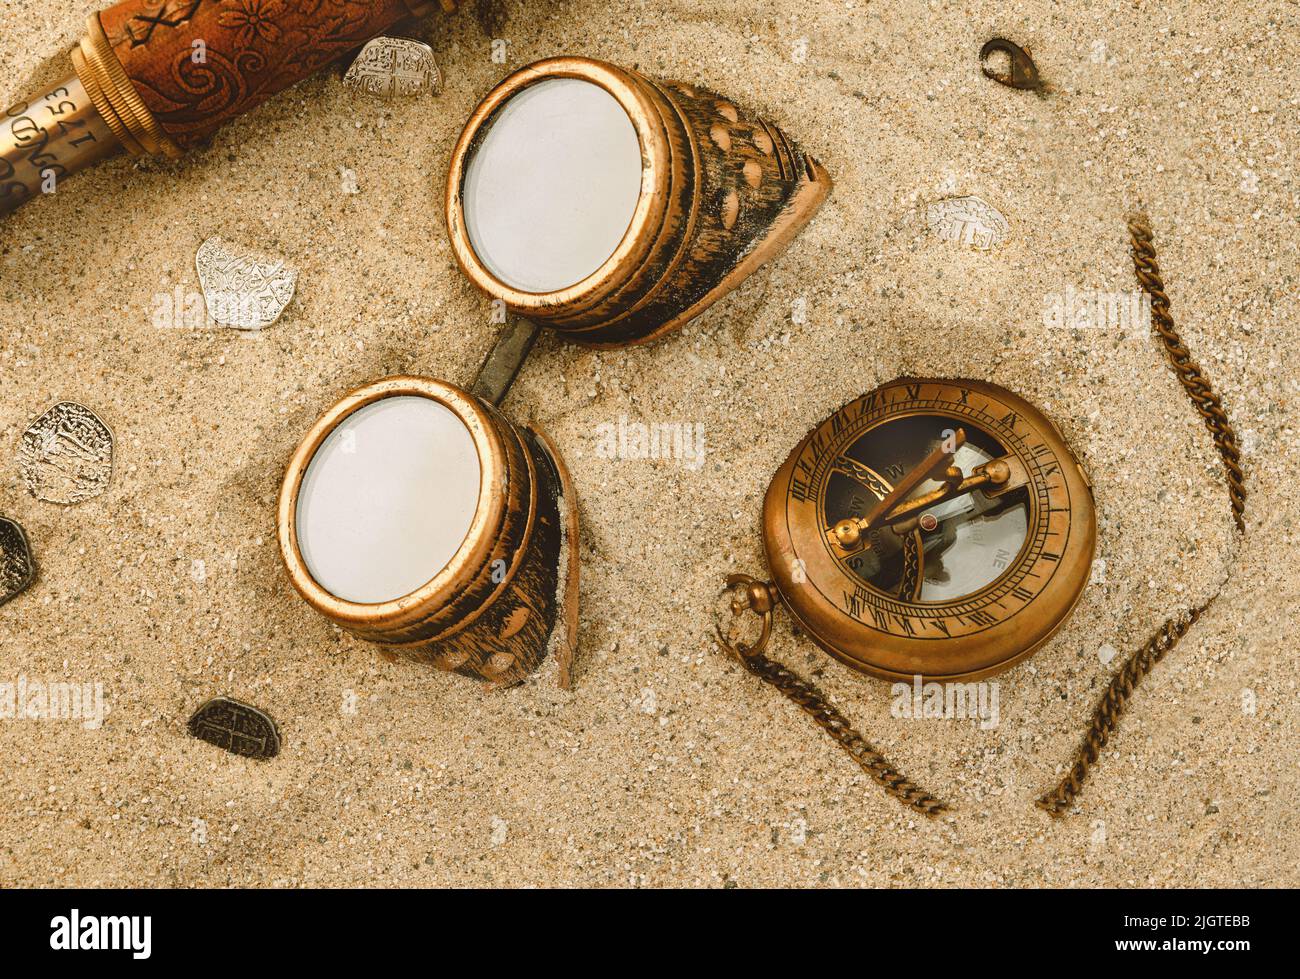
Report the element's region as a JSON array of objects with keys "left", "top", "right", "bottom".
[{"left": 0, "top": 0, "right": 1295, "bottom": 886}]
